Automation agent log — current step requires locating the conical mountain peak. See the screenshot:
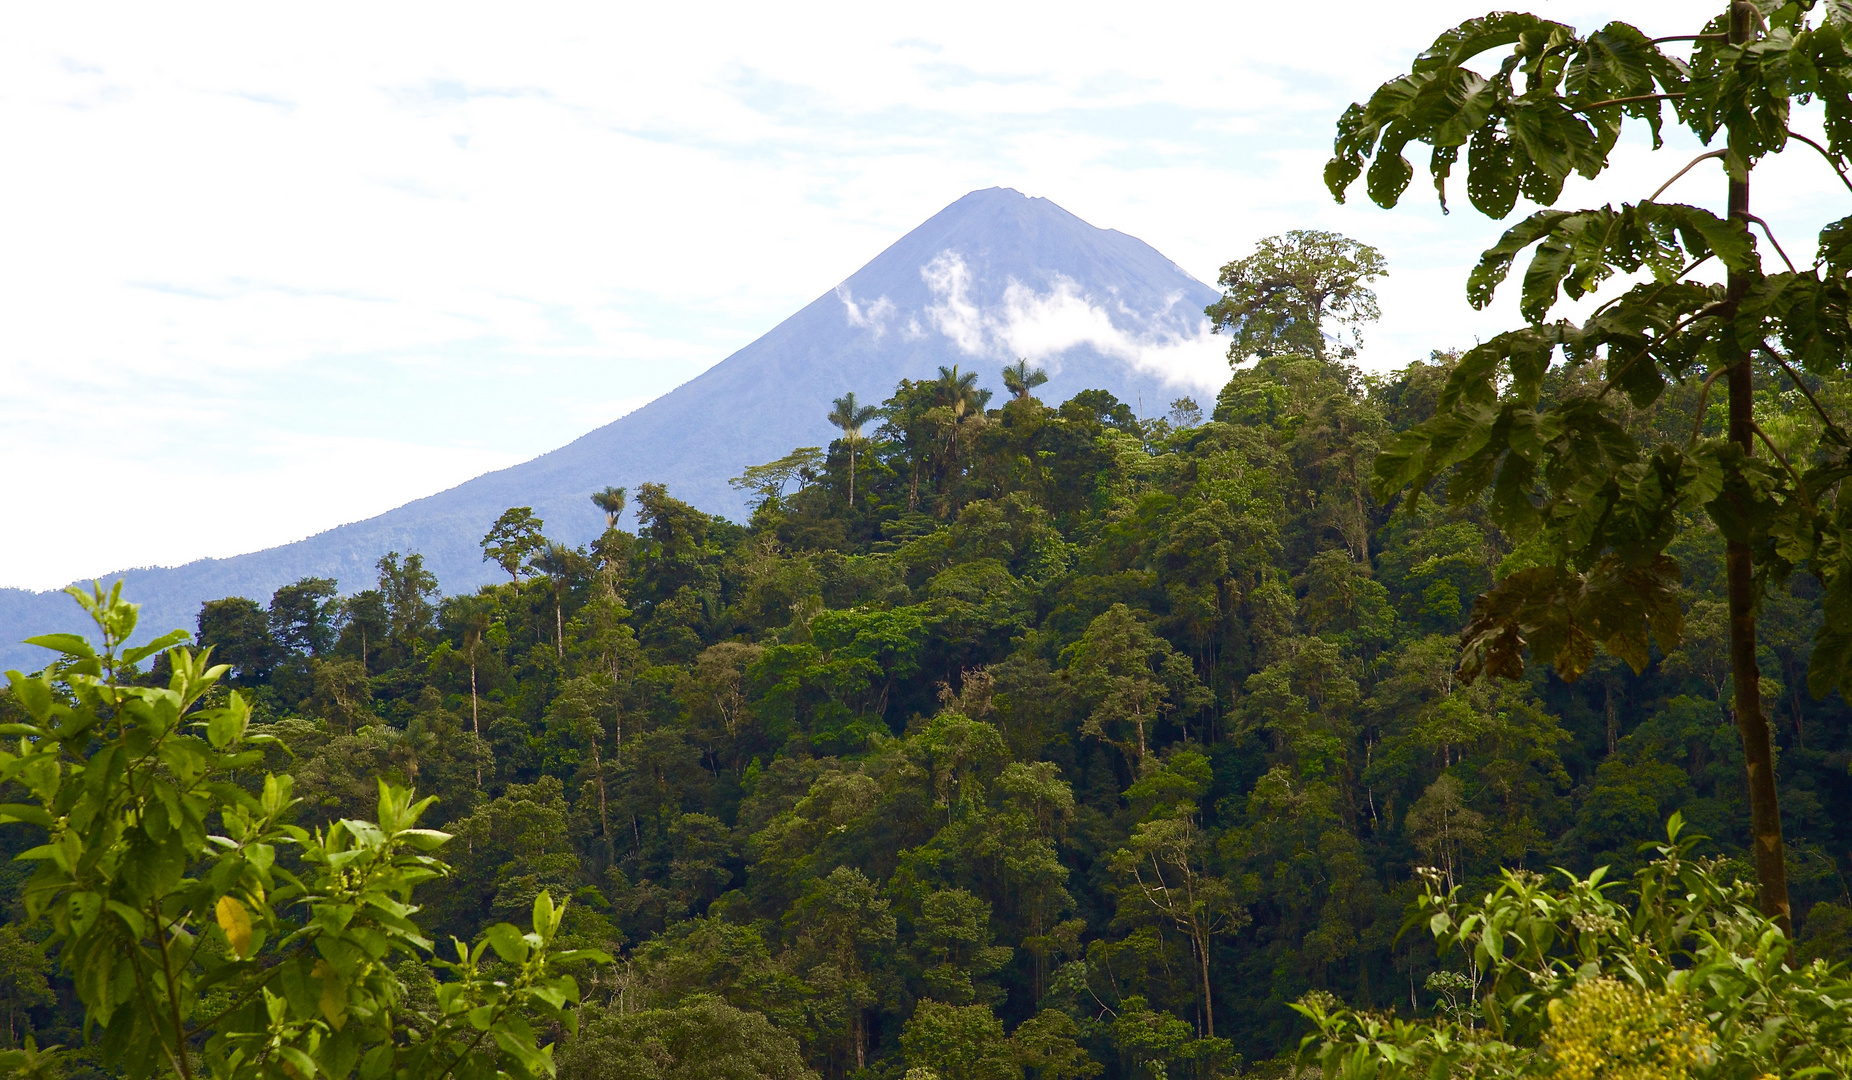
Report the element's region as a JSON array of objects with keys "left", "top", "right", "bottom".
[{"left": 0, "top": 190, "right": 1227, "bottom": 663}]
